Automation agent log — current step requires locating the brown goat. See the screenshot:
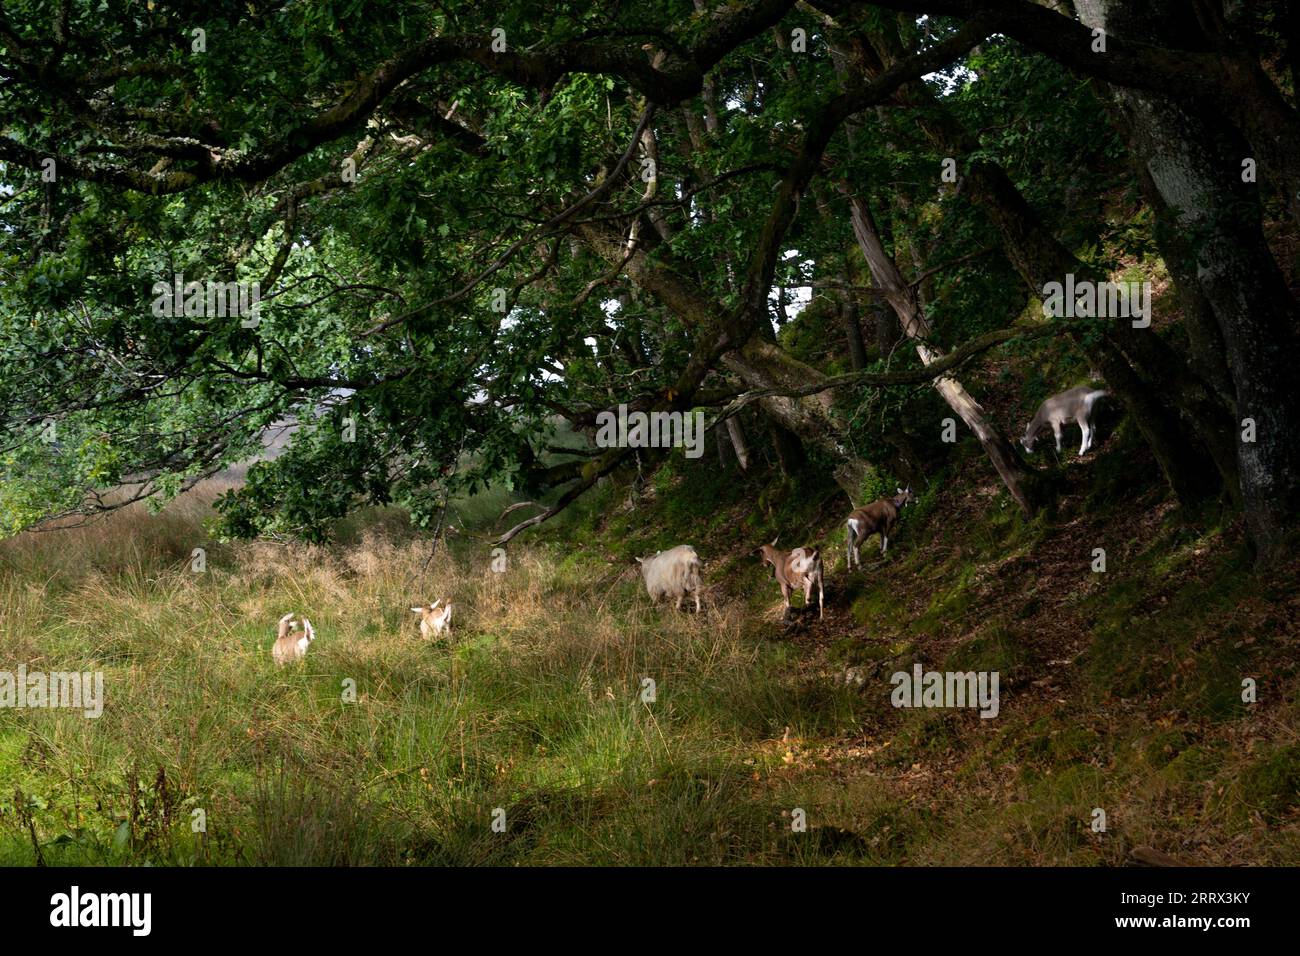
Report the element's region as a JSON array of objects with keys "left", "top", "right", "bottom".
[
  {"left": 410, "top": 600, "right": 454, "bottom": 639},
  {"left": 846, "top": 485, "right": 914, "bottom": 568},
  {"left": 271, "top": 612, "right": 315, "bottom": 666},
  {"left": 755, "top": 540, "right": 824, "bottom": 619}
]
